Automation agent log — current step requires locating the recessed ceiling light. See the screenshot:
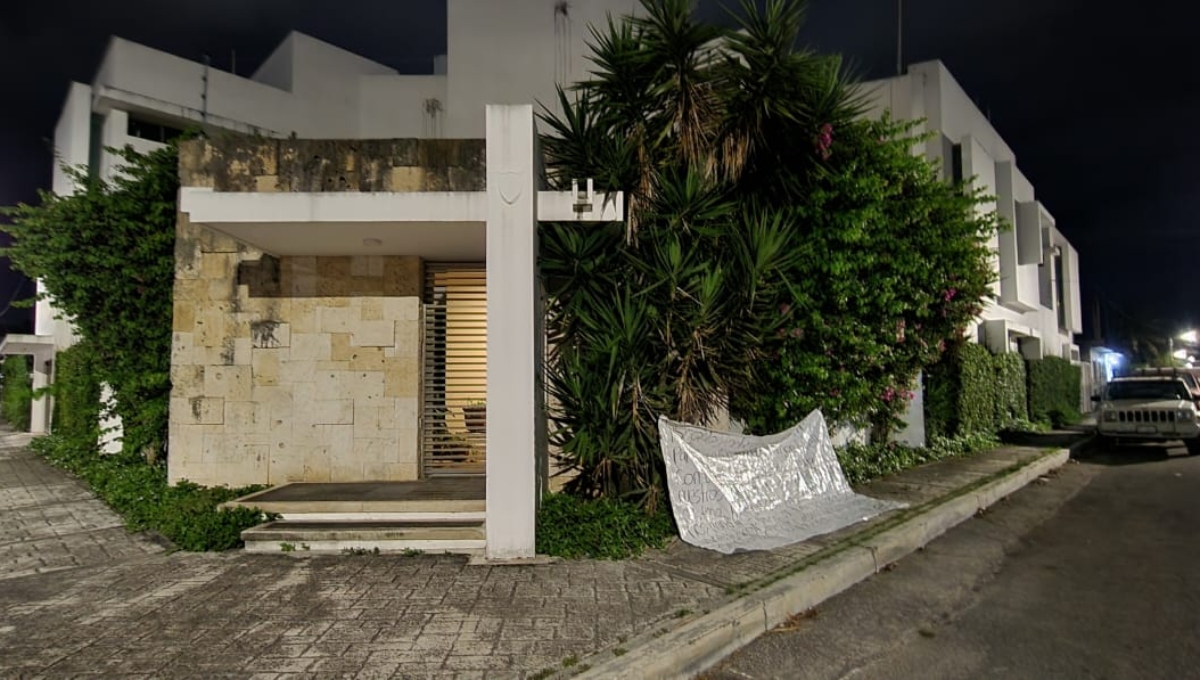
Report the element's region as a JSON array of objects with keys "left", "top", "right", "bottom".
[{"left": 363, "top": 238, "right": 383, "bottom": 247}]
